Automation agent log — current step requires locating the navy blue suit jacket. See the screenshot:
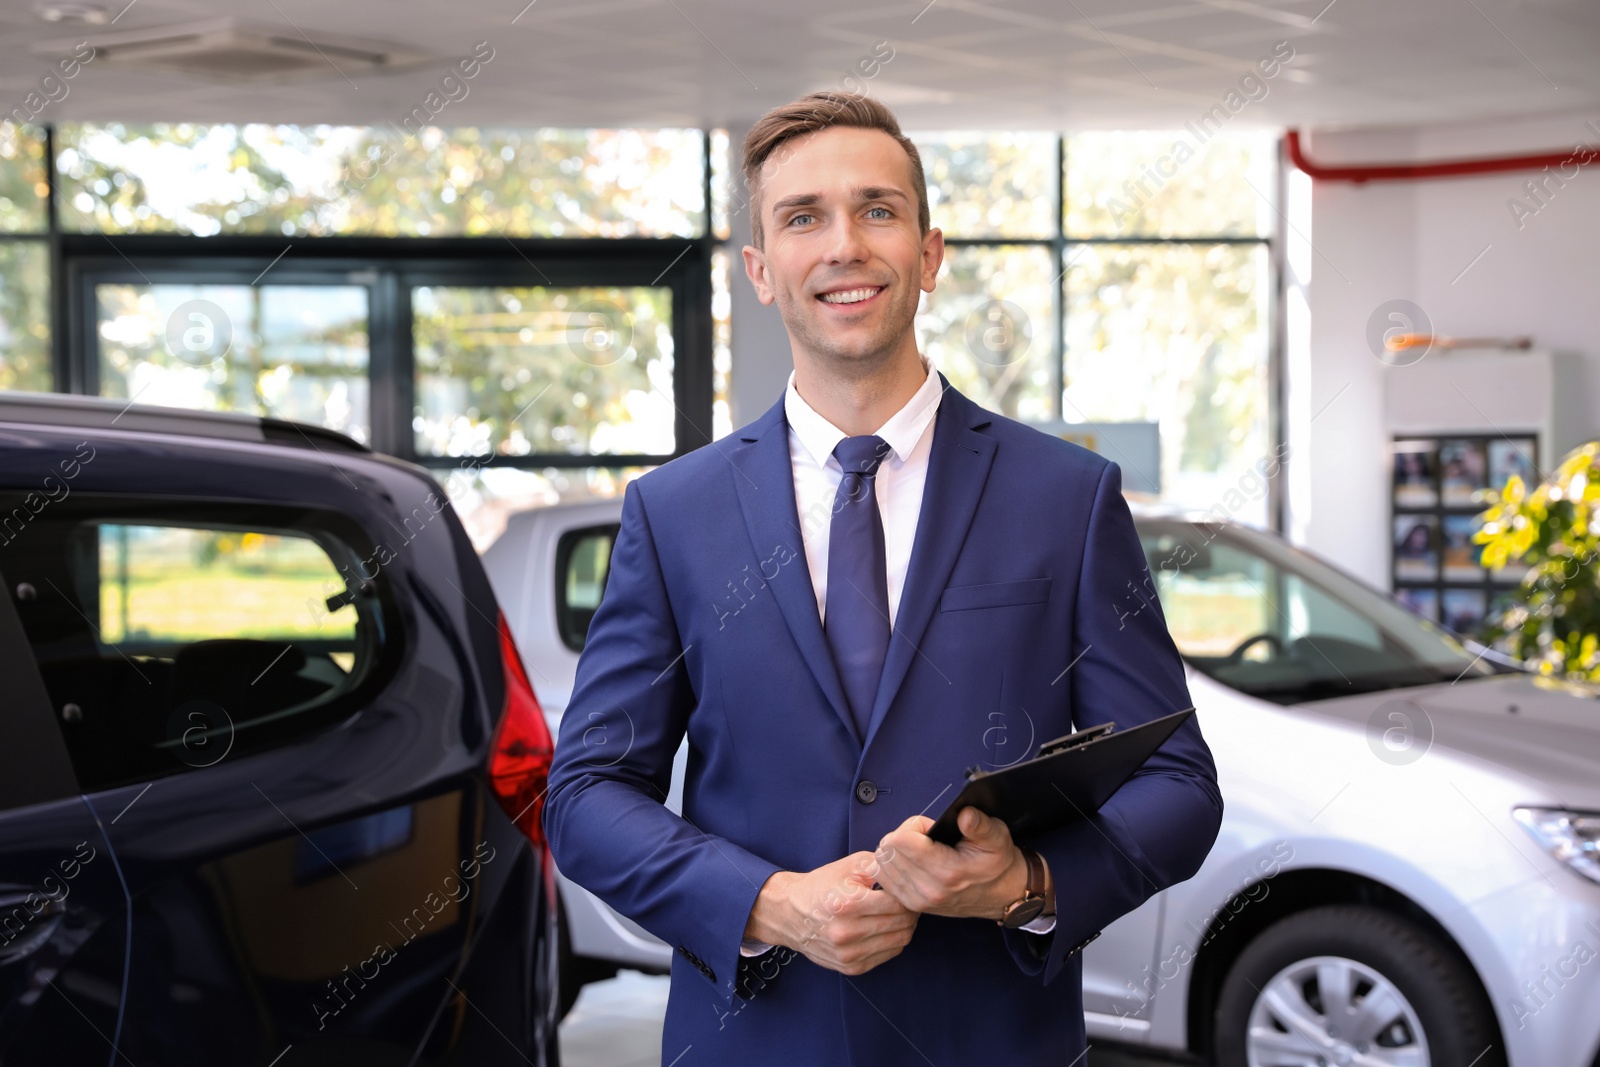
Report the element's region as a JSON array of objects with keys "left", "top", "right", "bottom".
[{"left": 544, "top": 372, "right": 1222, "bottom": 1064}]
